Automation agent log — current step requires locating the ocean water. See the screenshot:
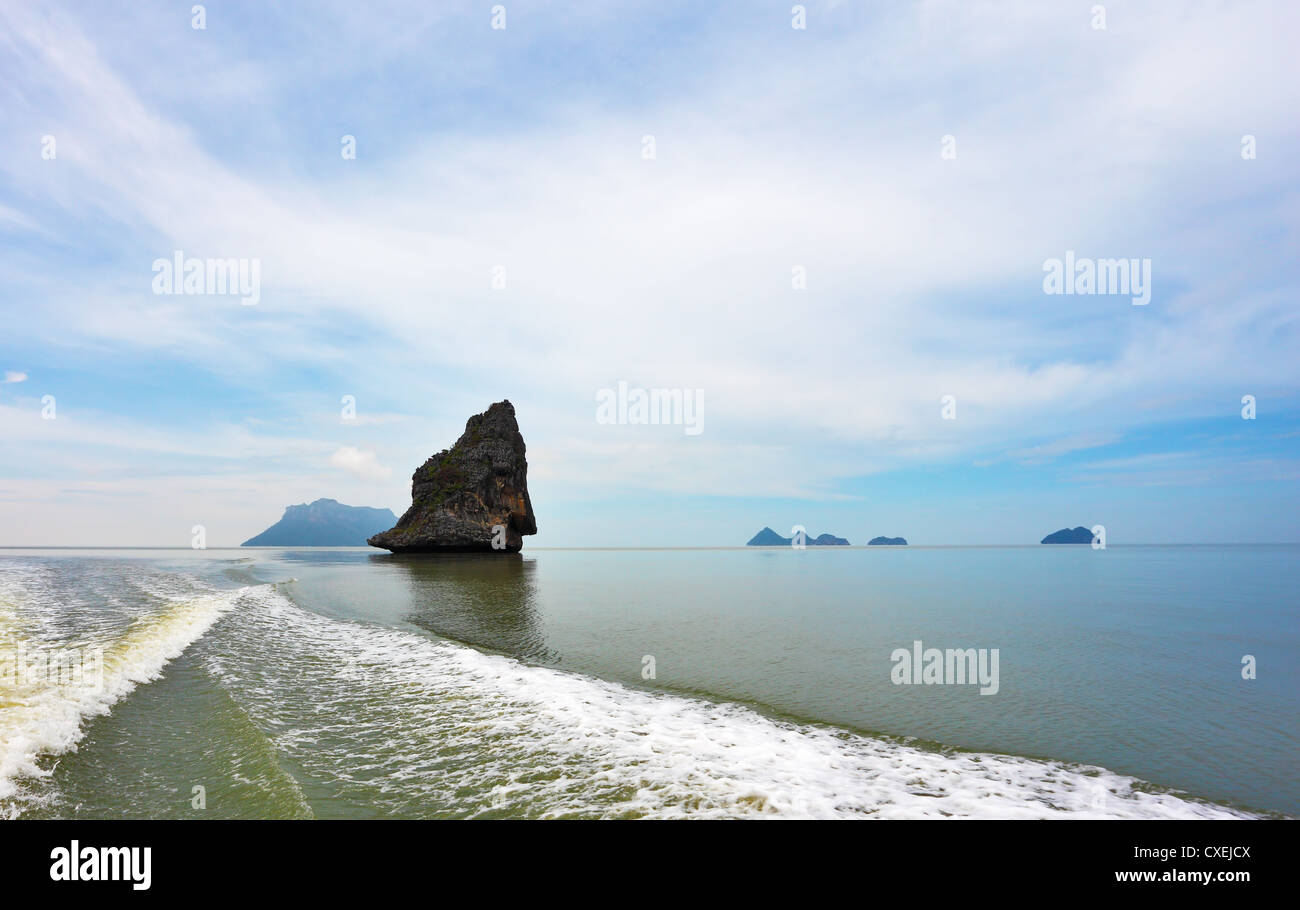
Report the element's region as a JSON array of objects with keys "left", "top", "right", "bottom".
[{"left": 0, "top": 545, "right": 1294, "bottom": 819}]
